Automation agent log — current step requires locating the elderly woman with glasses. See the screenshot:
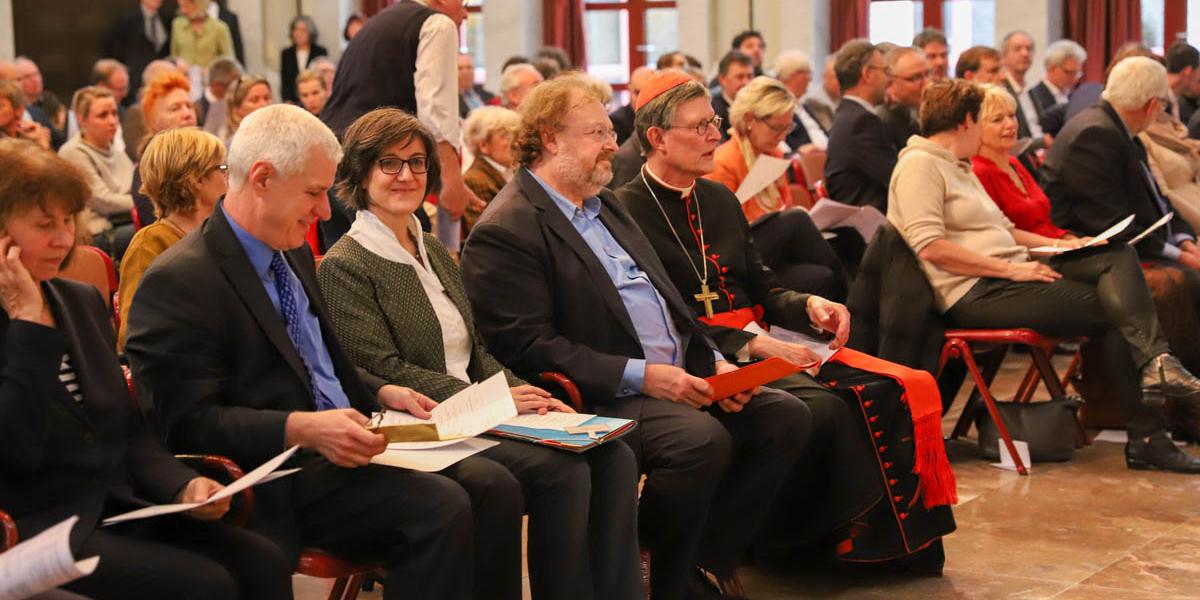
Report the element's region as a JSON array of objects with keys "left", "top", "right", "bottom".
[
  {"left": 317, "top": 108, "right": 642, "bottom": 600},
  {"left": 705, "top": 75, "right": 849, "bottom": 301},
  {"left": 117, "top": 128, "right": 226, "bottom": 349}
]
